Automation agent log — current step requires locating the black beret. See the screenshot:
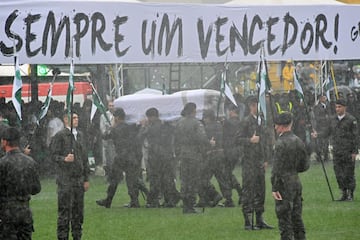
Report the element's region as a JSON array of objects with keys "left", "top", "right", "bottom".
[
  {"left": 335, "top": 98, "right": 347, "bottom": 107},
  {"left": 181, "top": 102, "right": 197, "bottom": 116},
  {"left": 2, "top": 127, "right": 20, "bottom": 141},
  {"left": 274, "top": 112, "right": 293, "bottom": 125},
  {"left": 246, "top": 95, "right": 258, "bottom": 105},
  {"left": 145, "top": 107, "right": 159, "bottom": 118}
]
